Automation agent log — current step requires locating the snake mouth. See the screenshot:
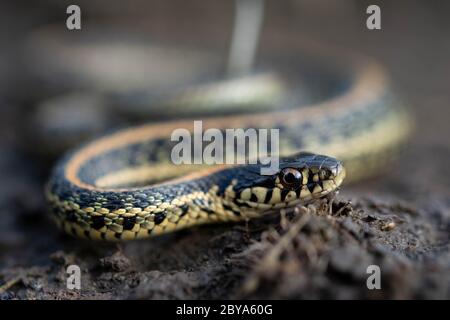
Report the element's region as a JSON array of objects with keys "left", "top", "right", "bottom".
[{"left": 332, "top": 162, "right": 346, "bottom": 189}]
